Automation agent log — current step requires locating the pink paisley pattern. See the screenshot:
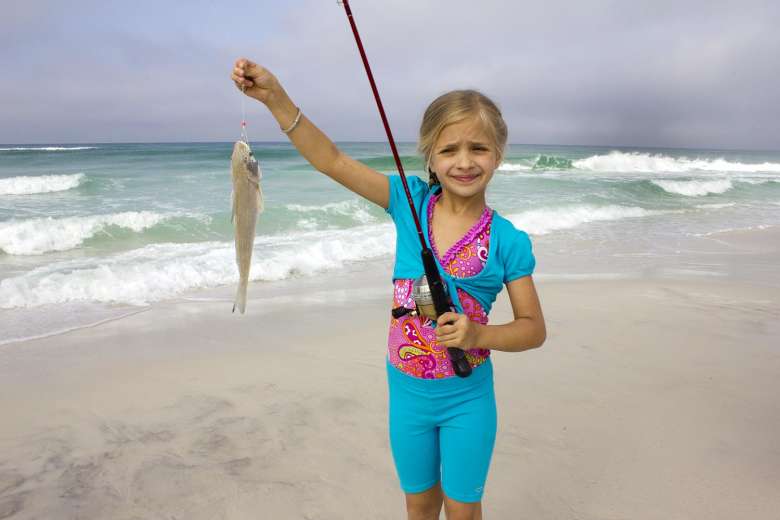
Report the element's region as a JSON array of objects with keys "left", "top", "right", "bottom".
[{"left": 387, "top": 192, "right": 493, "bottom": 379}]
